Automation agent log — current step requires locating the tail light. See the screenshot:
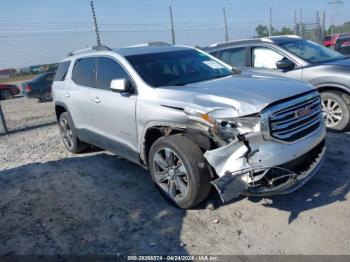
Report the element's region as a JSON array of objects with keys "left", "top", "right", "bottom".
[{"left": 25, "top": 84, "right": 31, "bottom": 93}]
